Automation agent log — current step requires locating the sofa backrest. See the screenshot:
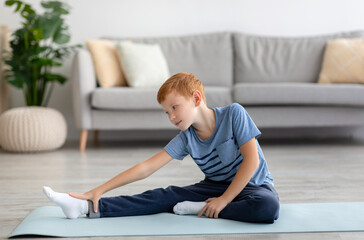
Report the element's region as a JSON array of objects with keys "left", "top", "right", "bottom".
[
  {"left": 233, "top": 30, "right": 364, "bottom": 84},
  {"left": 107, "top": 32, "right": 233, "bottom": 87}
]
